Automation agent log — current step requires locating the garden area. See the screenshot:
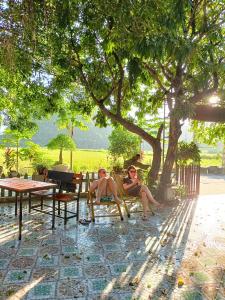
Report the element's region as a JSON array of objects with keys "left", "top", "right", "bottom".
[{"left": 0, "top": 148, "right": 223, "bottom": 175}]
